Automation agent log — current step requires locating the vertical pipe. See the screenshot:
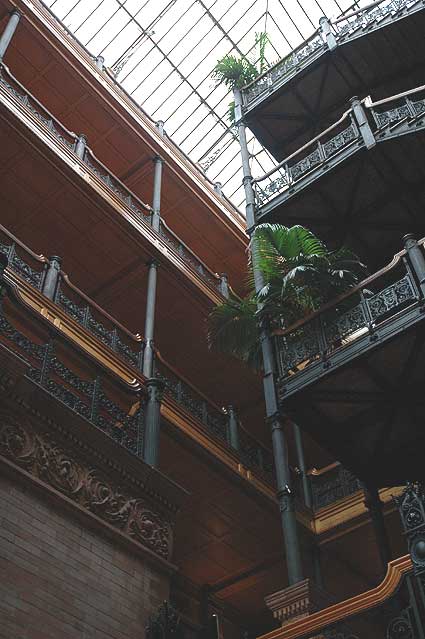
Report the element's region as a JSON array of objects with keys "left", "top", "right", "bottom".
[
  {"left": 234, "top": 88, "right": 303, "bottom": 586},
  {"left": 142, "top": 259, "right": 159, "bottom": 378},
  {"left": 42, "top": 256, "right": 62, "bottom": 301},
  {"left": 227, "top": 405, "right": 240, "bottom": 451},
  {"left": 0, "top": 10, "right": 21, "bottom": 61},
  {"left": 293, "top": 422, "right": 313, "bottom": 510}
]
